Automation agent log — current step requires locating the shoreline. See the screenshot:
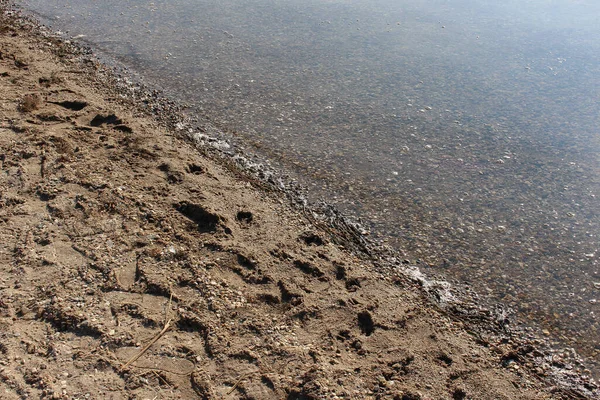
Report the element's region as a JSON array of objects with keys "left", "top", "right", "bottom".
[{"left": 1, "top": 3, "right": 598, "bottom": 398}]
